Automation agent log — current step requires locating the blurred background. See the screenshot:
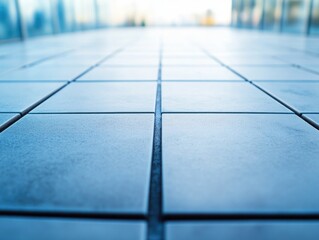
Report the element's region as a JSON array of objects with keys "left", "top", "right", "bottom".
[{"left": 0, "top": 0, "right": 318, "bottom": 41}]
